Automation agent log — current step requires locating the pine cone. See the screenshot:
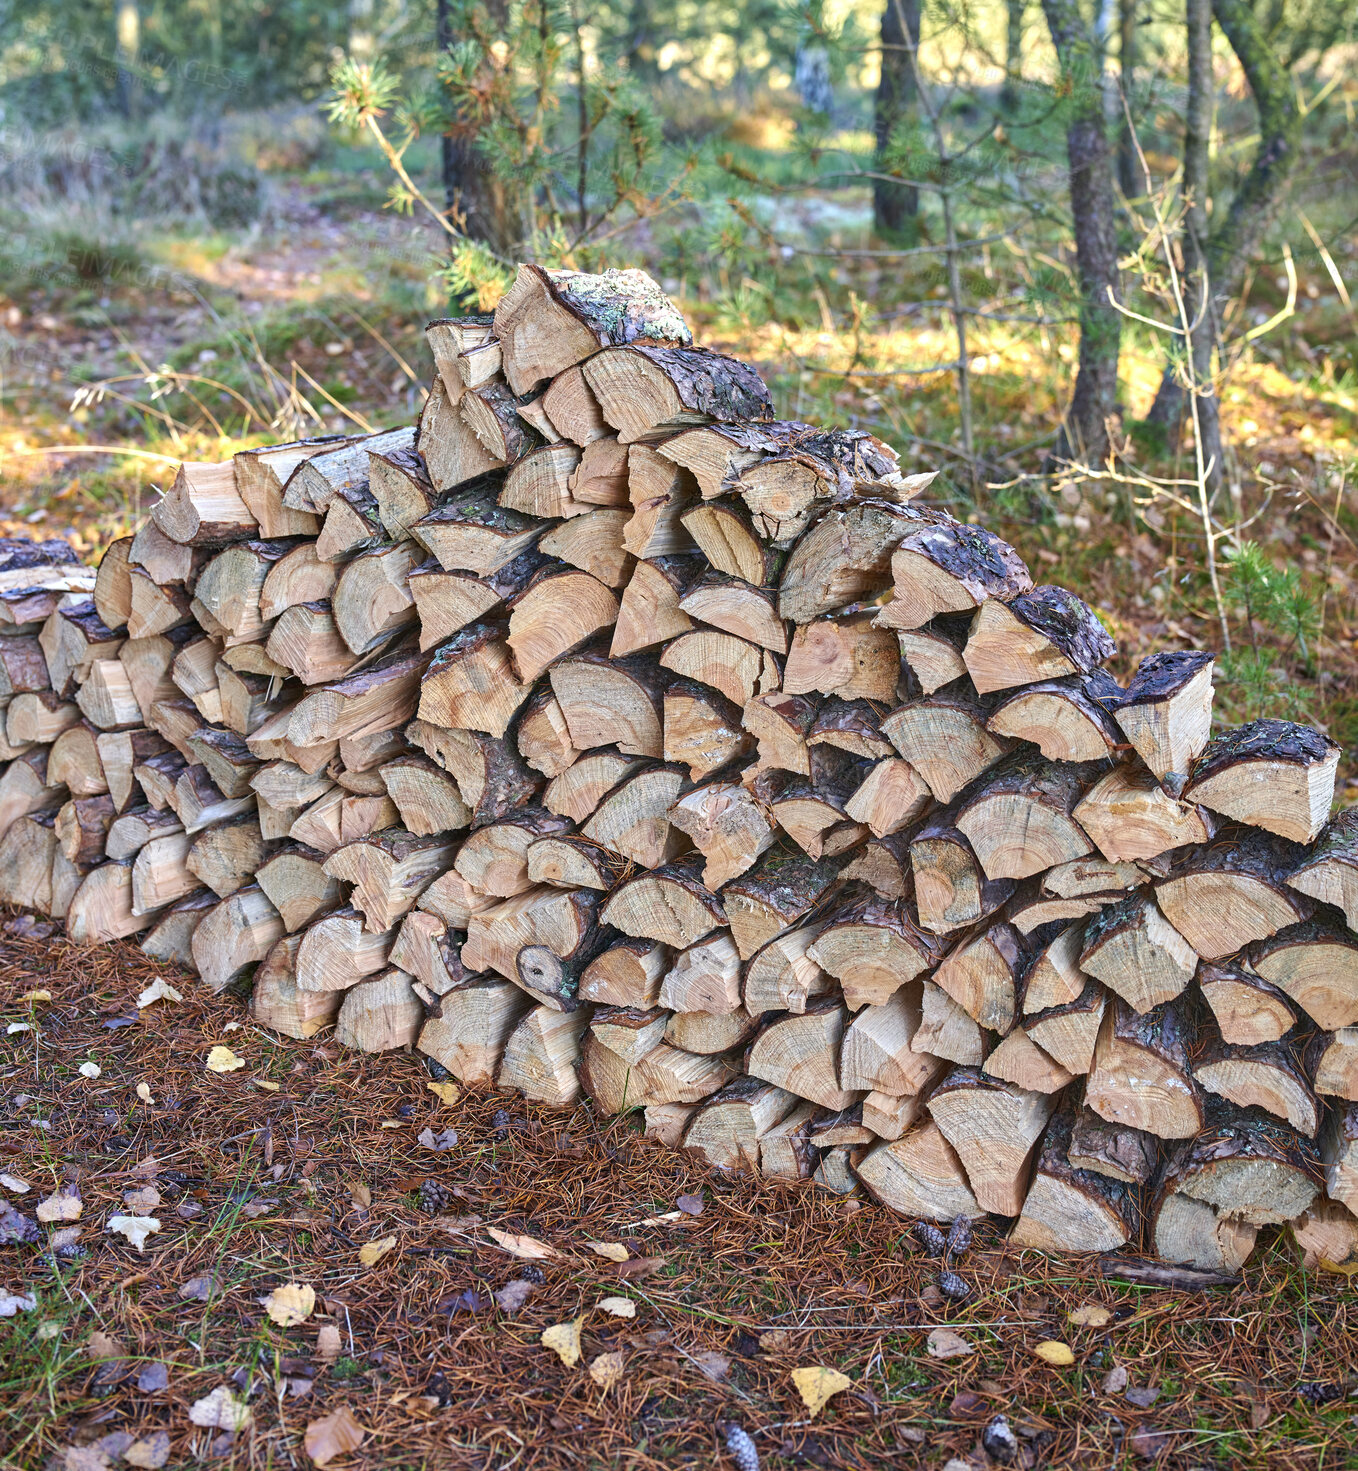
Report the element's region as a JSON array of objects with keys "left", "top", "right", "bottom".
[
  {"left": 982, "top": 1414, "right": 1019, "bottom": 1463},
  {"left": 946, "top": 1214, "right": 973, "bottom": 1256},
  {"left": 913, "top": 1219, "right": 947, "bottom": 1255},
  {"left": 939, "top": 1270, "right": 971, "bottom": 1301},
  {"left": 723, "top": 1423, "right": 759, "bottom": 1471},
  {"left": 419, "top": 1178, "right": 450, "bottom": 1215}
]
